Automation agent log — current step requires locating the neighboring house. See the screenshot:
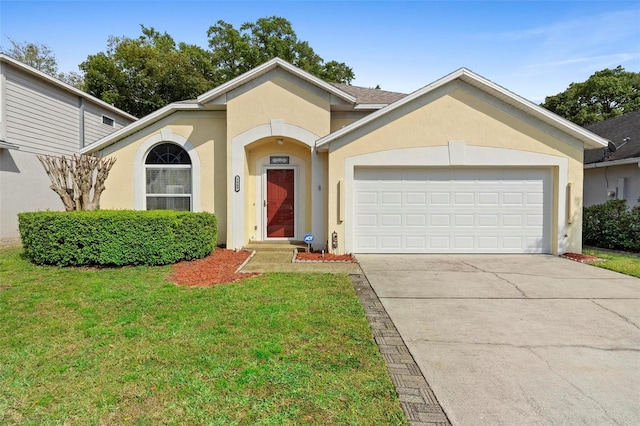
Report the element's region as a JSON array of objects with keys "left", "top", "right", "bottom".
[
  {"left": 583, "top": 111, "right": 640, "bottom": 207},
  {"left": 83, "top": 58, "right": 607, "bottom": 255},
  {"left": 0, "top": 54, "right": 137, "bottom": 240}
]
